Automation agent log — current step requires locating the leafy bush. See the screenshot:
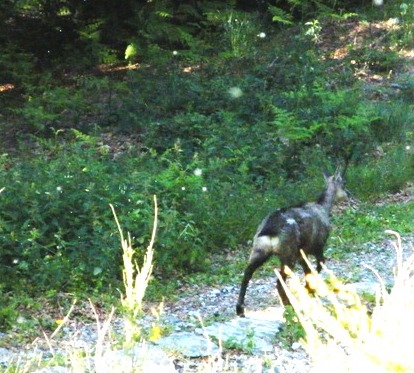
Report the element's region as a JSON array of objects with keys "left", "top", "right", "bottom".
[
  {"left": 12, "top": 74, "right": 126, "bottom": 133},
  {"left": 0, "top": 126, "right": 339, "bottom": 296},
  {"left": 0, "top": 287, "right": 18, "bottom": 329},
  {"left": 348, "top": 47, "right": 401, "bottom": 73},
  {"left": 347, "top": 145, "right": 414, "bottom": 198},
  {"left": 0, "top": 139, "right": 126, "bottom": 292},
  {"left": 0, "top": 134, "right": 263, "bottom": 294}
]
